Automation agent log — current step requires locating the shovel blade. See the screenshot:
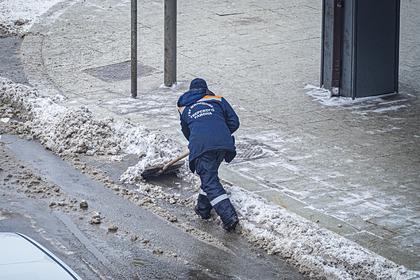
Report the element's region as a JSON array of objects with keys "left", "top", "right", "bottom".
[{"left": 141, "top": 161, "right": 185, "bottom": 179}]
